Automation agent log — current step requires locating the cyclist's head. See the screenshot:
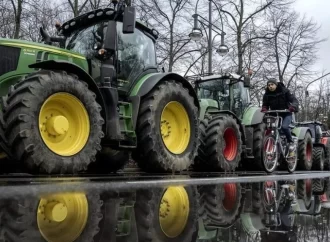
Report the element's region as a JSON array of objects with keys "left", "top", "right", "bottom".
[{"left": 267, "top": 78, "right": 277, "bottom": 92}]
